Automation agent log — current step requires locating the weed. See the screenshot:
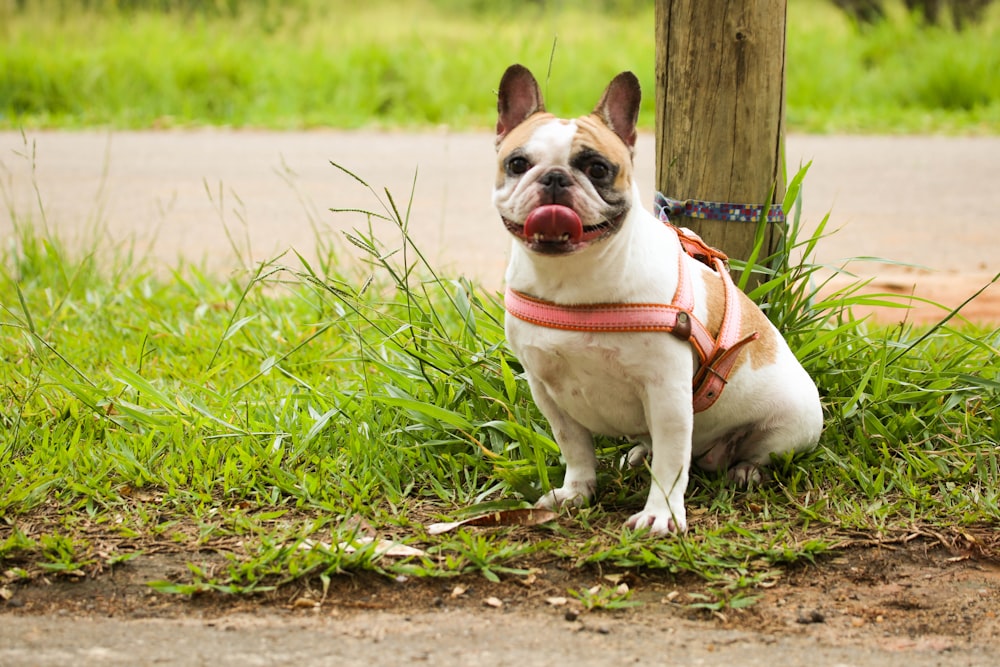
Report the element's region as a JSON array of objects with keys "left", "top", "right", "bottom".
[{"left": 569, "top": 583, "right": 641, "bottom": 611}]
